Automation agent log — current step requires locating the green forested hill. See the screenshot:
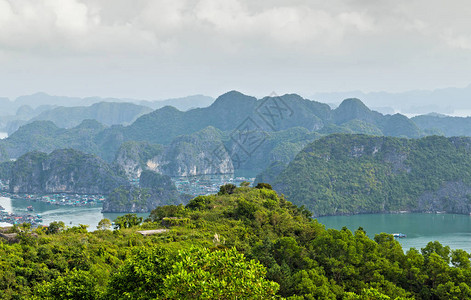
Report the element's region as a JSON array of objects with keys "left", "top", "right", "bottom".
[
  {"left": 273, "top": 134, "right": 471, "bottom": 216},
  {"left": 412, "top": 114, "right": 471, "bottom": 136},
  {"left": 2, "top": 185, "right": 471, "bottom": 299},
  {"left": 0, "top": 120, "right": 106, "bottom": 159}
]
